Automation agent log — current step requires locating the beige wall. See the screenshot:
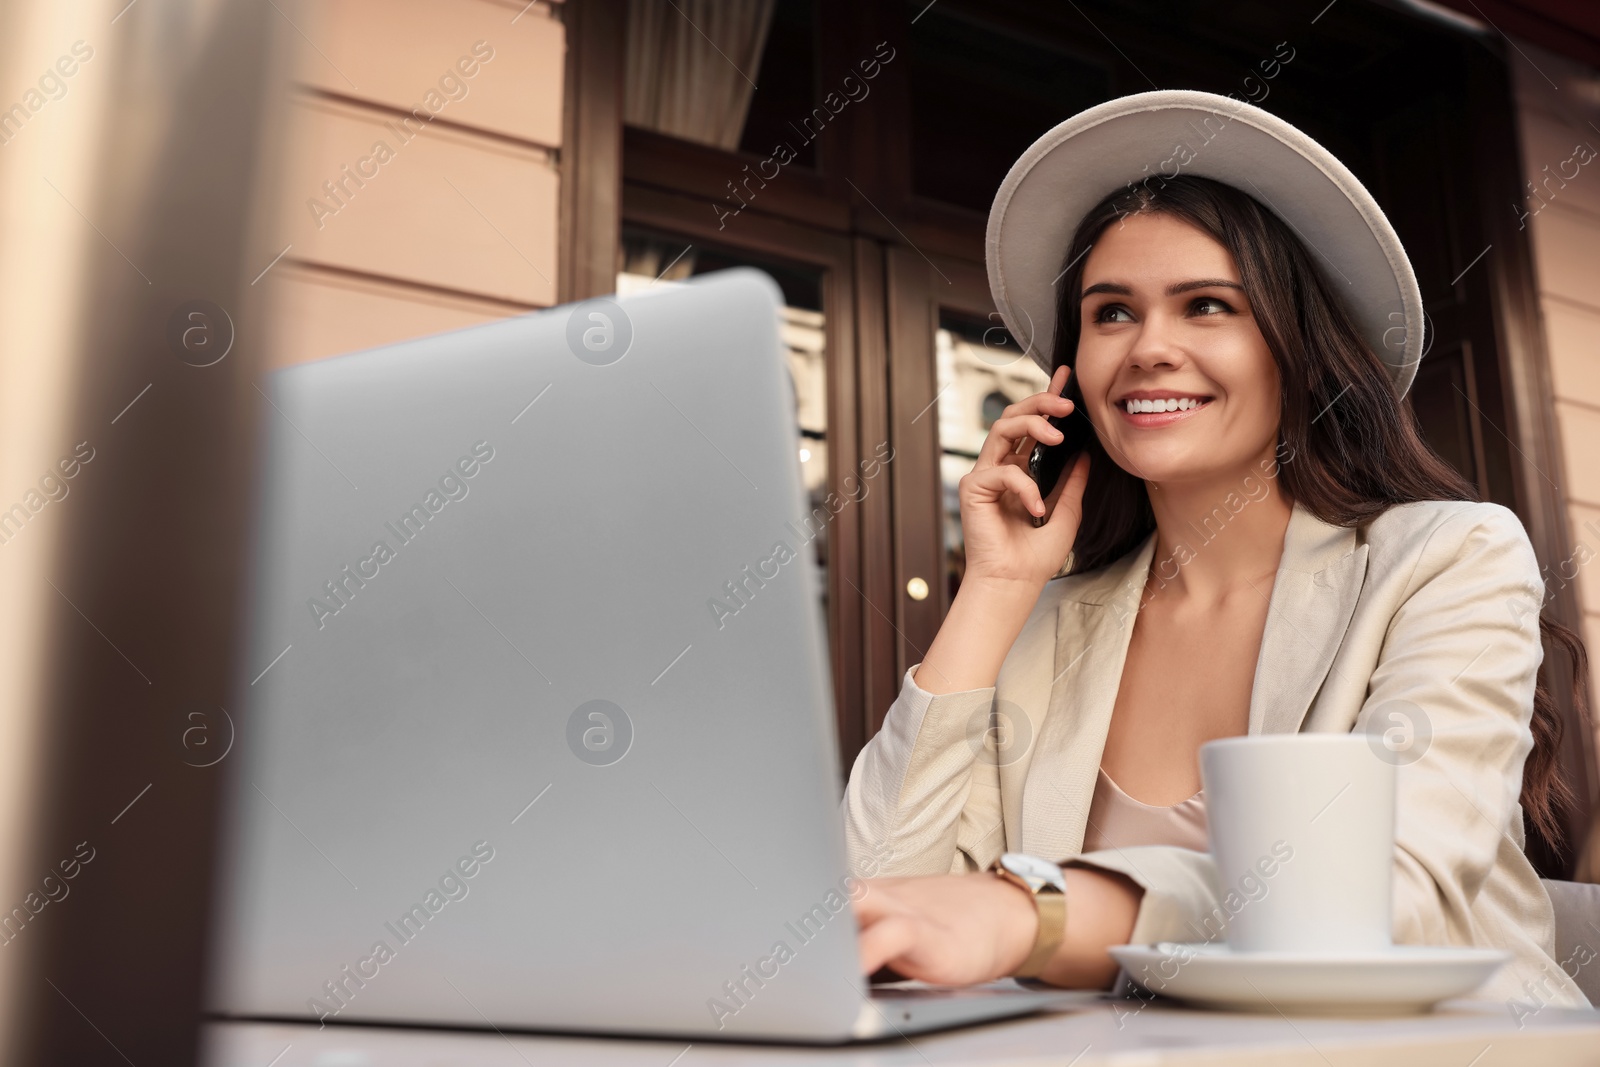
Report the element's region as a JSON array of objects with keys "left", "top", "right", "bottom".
[
  {"left": 1510, "top": 39, "right": 1600, "bottom": 761},
  {"left": 265, "top": 0, "right": 563, "bottom": 367}
]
